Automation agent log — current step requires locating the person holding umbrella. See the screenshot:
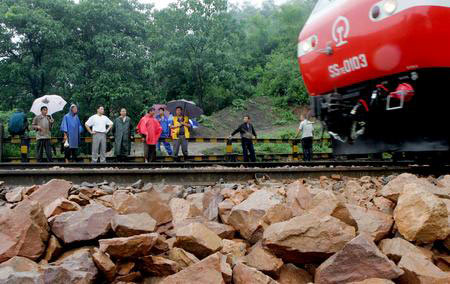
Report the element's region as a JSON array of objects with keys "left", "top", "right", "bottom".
[
  {"left": 32, "top": 106, "right": 54, "bottom": 162},
  {"left": 166, "top": 99, "right": 203, "bottom": 161},
  {"left": 61, "top": 104, "right": 84, "bottom": 163}
]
